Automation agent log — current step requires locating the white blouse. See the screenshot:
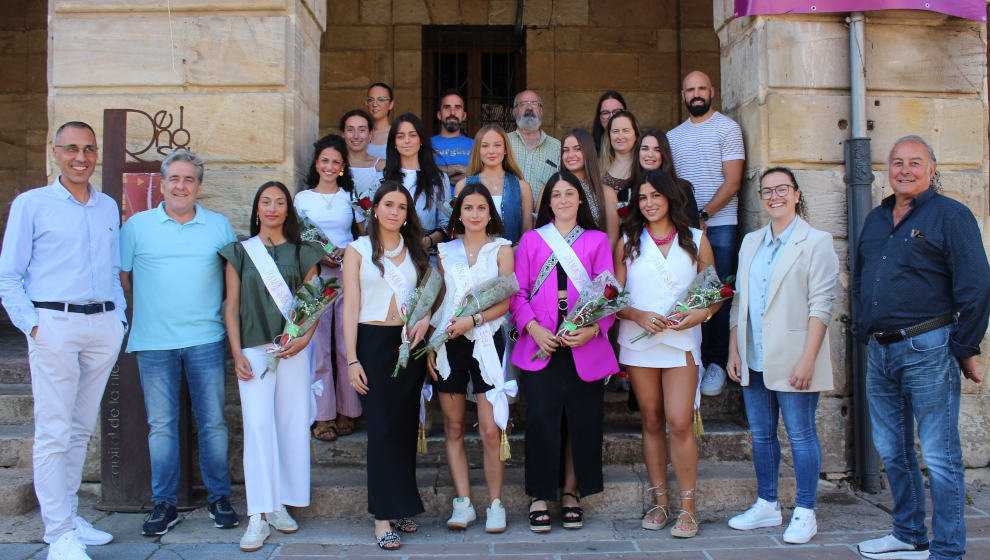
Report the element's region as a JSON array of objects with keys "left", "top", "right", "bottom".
[
  {"left": 432, "top": 238, "right": 509, "bottom": 339},
  {"left": 293, "top": 189, "right": 360, "bottom": 248},
  {"left": 351, "top": 236, "right": 417, "bottom": 323},
  {"left": 349, "top": 164, "right": 383, "bottom": 198}
]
